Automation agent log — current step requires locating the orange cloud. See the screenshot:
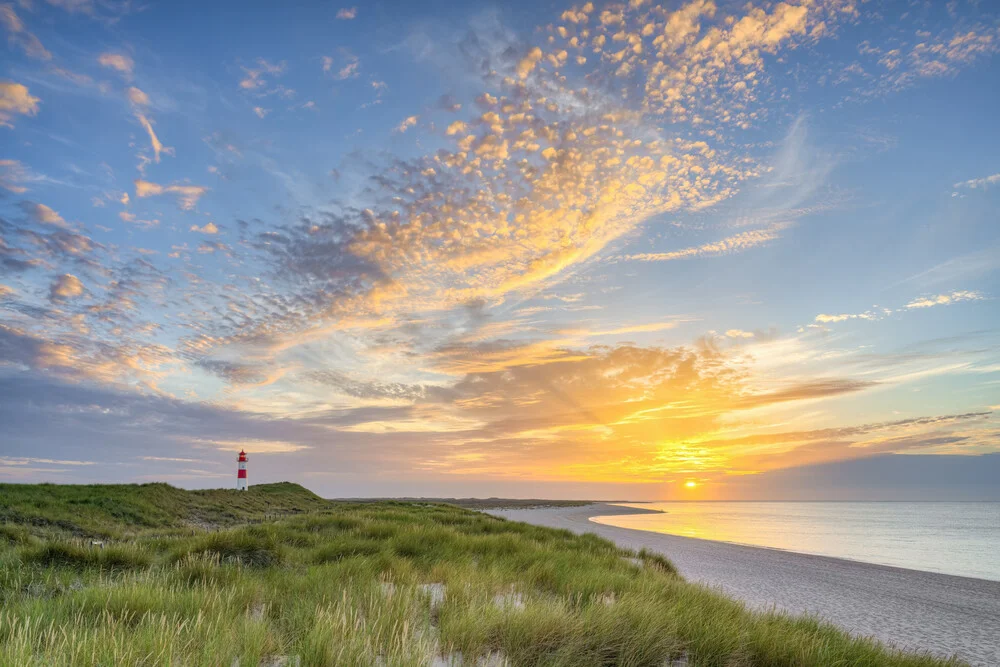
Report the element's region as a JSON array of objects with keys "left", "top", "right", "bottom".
[
  {"left": 135, "top": 179, "right": 208, "bottom": 210},
  {"left": 97, "top": 52, "right": 134, "bottom": 77},
  {"left": 49, "top": 274, "right": 84, "bottom": 301},
  {"left": 0, "top": 81, "right": 40, "bottom": 127}
]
